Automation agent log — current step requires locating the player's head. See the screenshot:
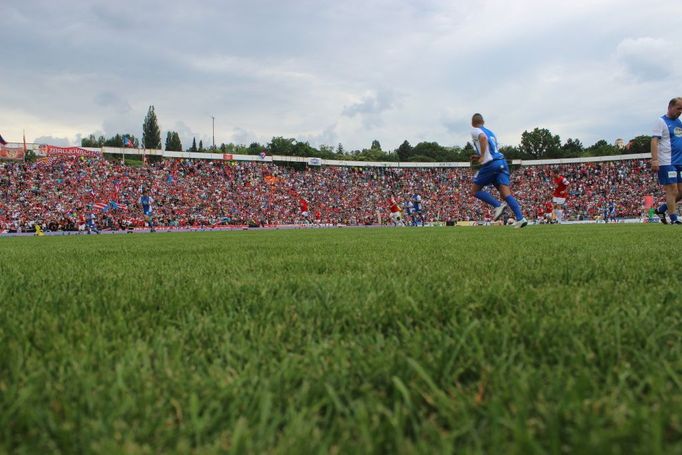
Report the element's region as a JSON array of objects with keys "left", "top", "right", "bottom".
[
  {"left": 471, "top": 113, "right": 484, "bottom": 127},
  {"left": 668, "top": 97, "right": 682, "bottom": 119}
]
